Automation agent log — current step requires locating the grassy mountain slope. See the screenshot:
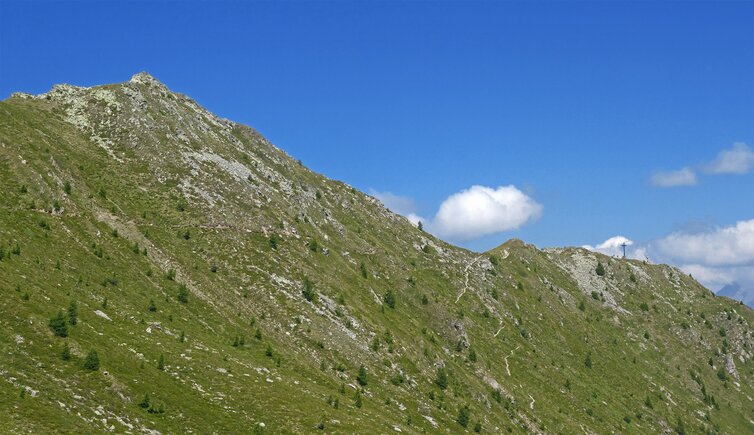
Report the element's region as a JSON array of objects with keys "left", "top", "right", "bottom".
[{"left": 1, "top": 73, "right": 753, "bottom": 434}]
